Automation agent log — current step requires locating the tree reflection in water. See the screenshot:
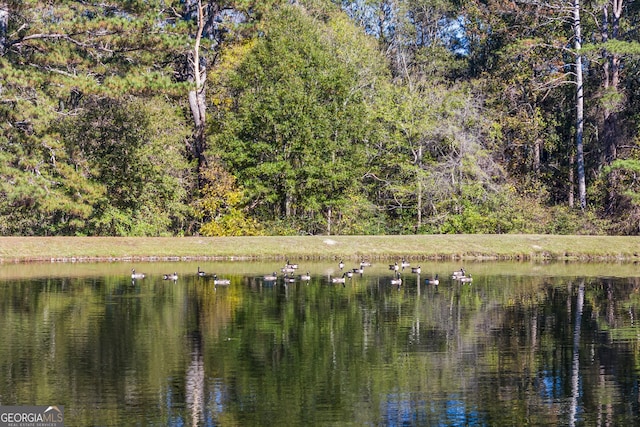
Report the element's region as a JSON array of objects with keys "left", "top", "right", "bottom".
[{"left": 0, "top": 265, "right": 639, "bottom": 425}]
